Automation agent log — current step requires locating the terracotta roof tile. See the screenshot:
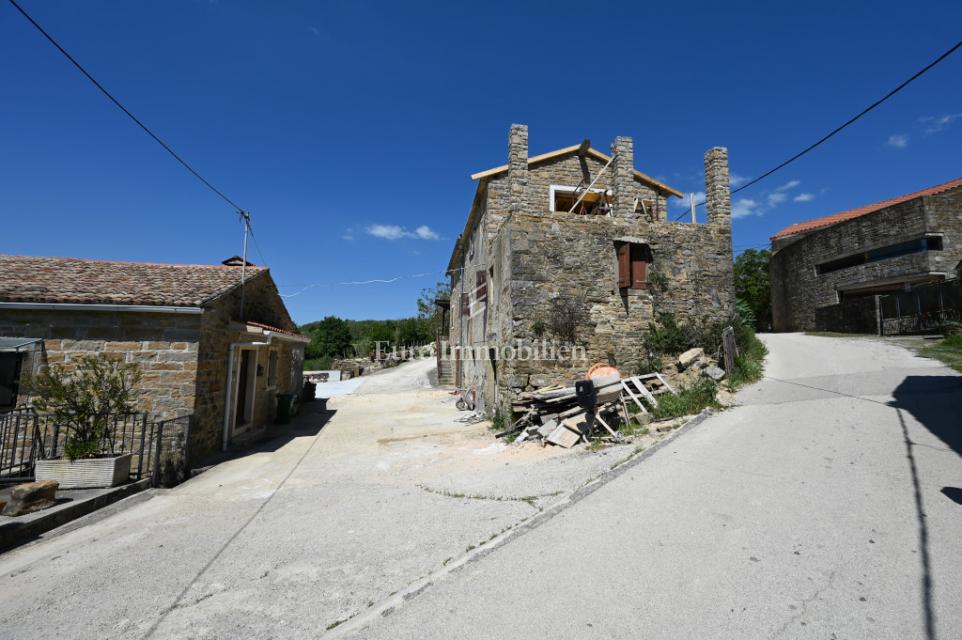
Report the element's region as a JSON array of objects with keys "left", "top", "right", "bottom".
[
  {"left": 0, "top": 255, "right": 267, "bottom": 307},
  {"left": 245, "top": 320, "right": 302, "bottom": 336},
  {"left": 771, "top": 177, "right": 962, "bottom": 240}
]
